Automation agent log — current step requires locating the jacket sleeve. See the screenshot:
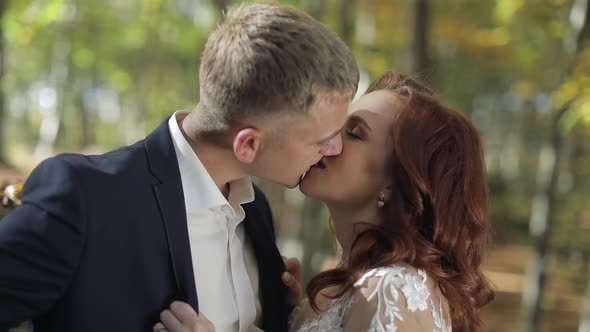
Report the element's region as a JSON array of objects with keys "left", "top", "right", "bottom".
[{"left": 0, "top": 156, "right": 86, "bottom": 331}]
